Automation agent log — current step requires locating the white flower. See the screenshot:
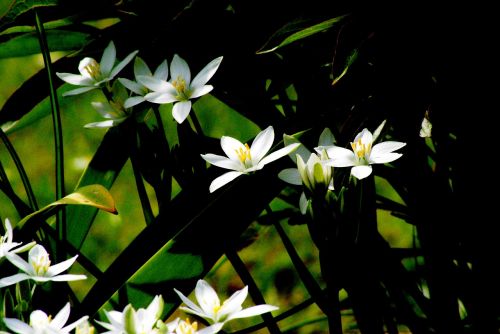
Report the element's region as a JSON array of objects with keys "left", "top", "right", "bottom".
[
  {"left": 118, "top": 56, "right": 169, "bottom": 109},
  {"left": 85, "top": 81, "right": 131, "bottom": 128},
  {"left": 139, "top": 54, "right": 223, "bottom": 124},
  {"left": 56, "top": 41, "right": 138, "bottom": 96},
  {"left": 2, "top": 302, "right": 88, "bottom": 334},
  {"left": 96, "top": 295, "right": 164, "bottom": 334},
  {"left": 0, "top": 219, "right": 35, "bottom": 260},
  {"left": 278, "top": 128, "right": 335, "bottom": 214},
  {"left": 0, "top": 244, "right": 86, "bottom": 288},
  {"left": 318, "top": 121, "right": 406, "bottom": 180},
  {"left": 174, "top": 279, "right": 278, "bottom": 327},
  {"left": 200, "top": 126, "right": 300, "bottom": 192}
]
